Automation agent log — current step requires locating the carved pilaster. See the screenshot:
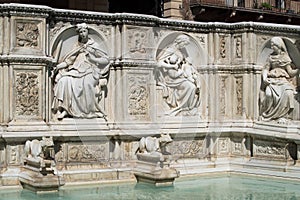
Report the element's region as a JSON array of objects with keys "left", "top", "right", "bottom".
[{"left": 235, "top": 76, "right": 243, "bottom": 116}]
